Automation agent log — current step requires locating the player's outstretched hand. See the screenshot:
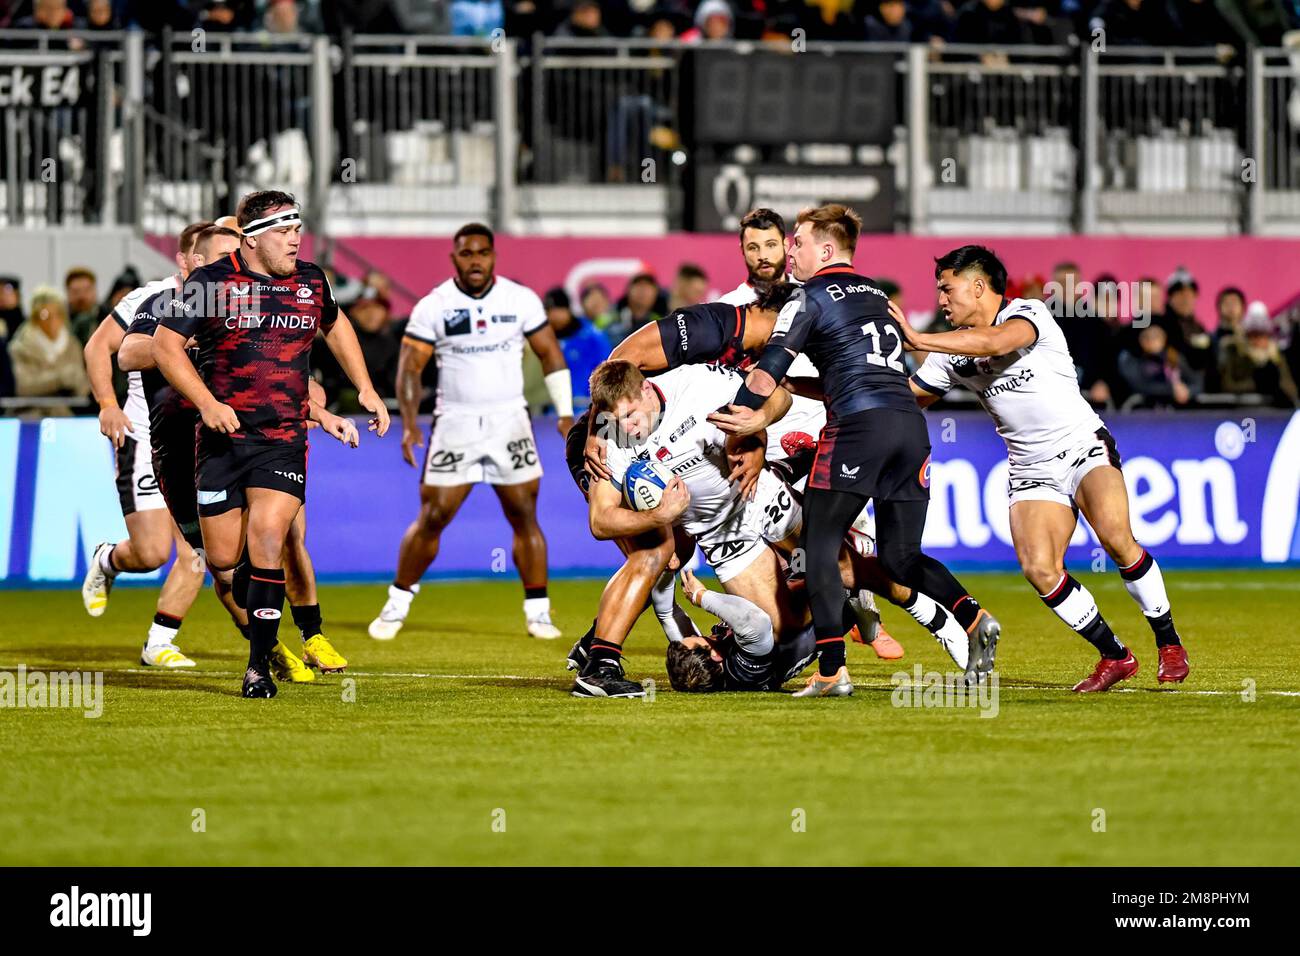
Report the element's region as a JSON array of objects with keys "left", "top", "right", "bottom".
[
  {"left": 320, "top": 411, "right": 360, "bottom": 448},
  {"left": 401, "top": 424, "right": 423, "bottom": 467},
  {"left": 201, "top": 401, "right": 240, "bottom": 434},
  {"left": 98, "top": 405, "right": 134, "bottom": 448},
  {"left": 679, "top": 568, "right": 708, "bottom": 607},
  {"left": 708, "top": 403, "right": 765, "bottom": 437},
  {"left": 889, "top": 300, "right": 920, "bottom": 350},
  {"left": 584, "top": 429, "right": 611, "bottom": 481},
  {"left": 658, "top": 476, "right": 691, "bottom": 523},
  {"left": 357, "top": 388, "right": 391, "bottom": 437}
]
